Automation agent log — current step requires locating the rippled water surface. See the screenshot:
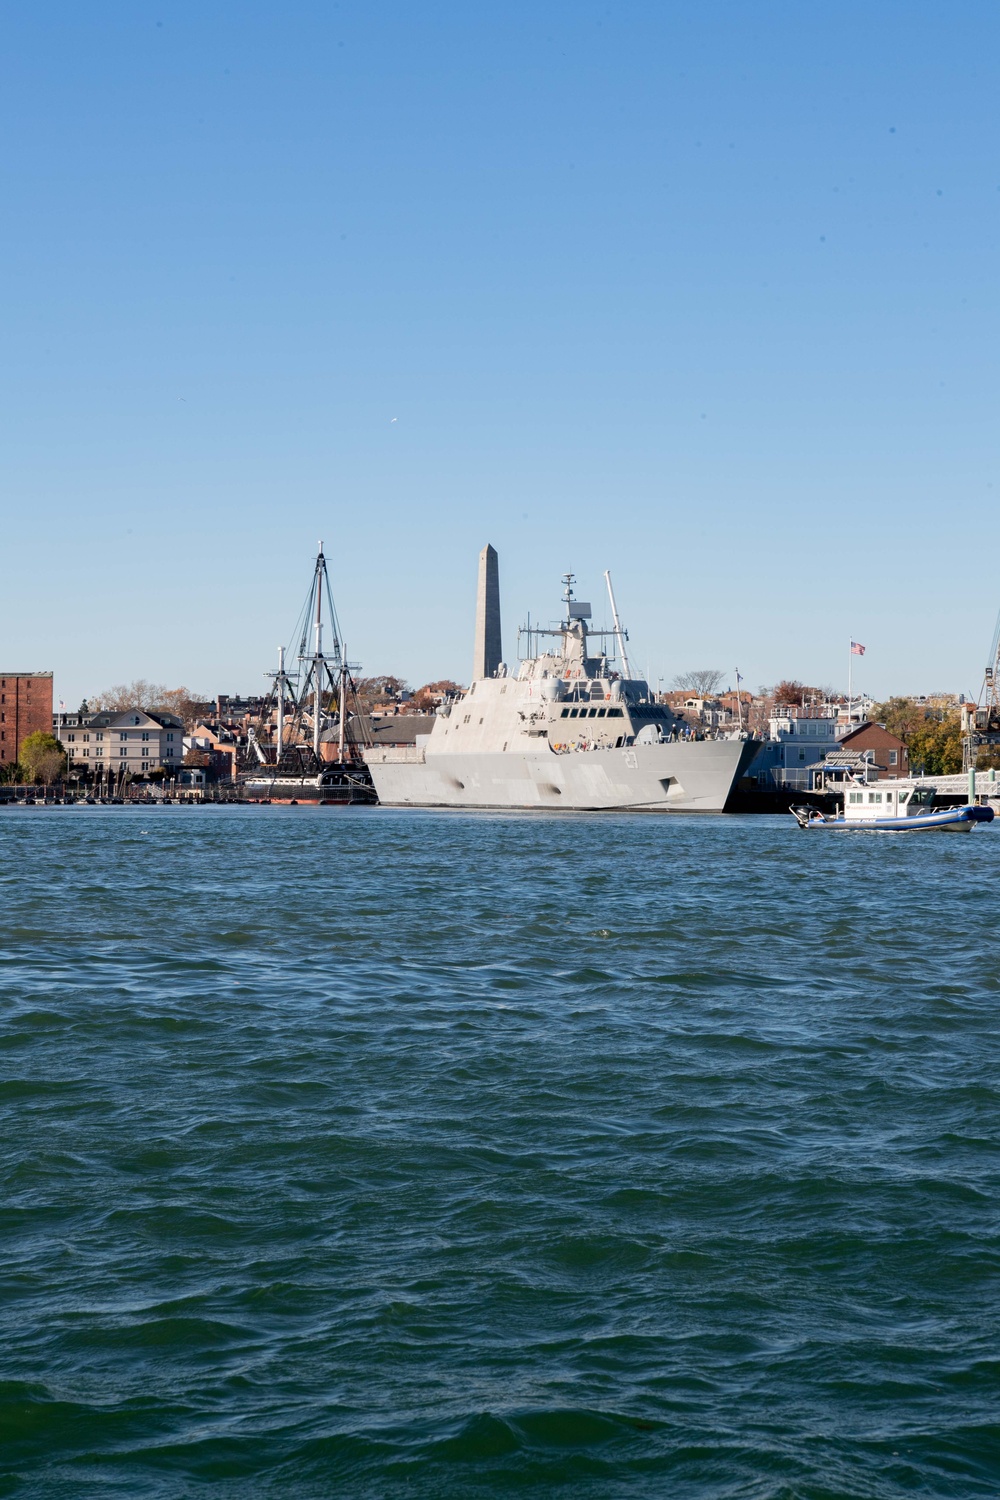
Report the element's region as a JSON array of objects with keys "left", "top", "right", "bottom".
[{"left": 2, "top": 805, "right": 999, "bottom": 1498}]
